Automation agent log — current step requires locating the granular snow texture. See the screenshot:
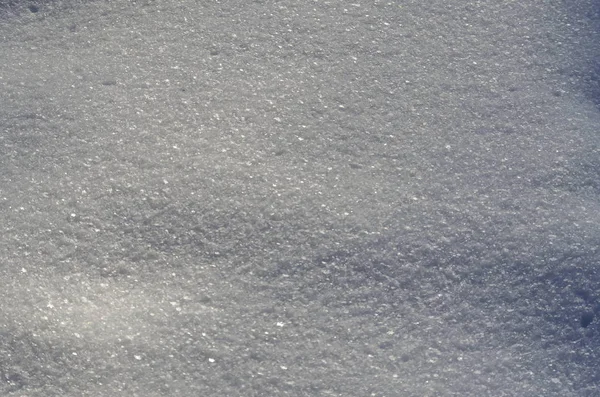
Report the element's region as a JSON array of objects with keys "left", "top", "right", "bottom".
[{"left": 1, "top": 1, "right": 600, "bottom": 396}]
